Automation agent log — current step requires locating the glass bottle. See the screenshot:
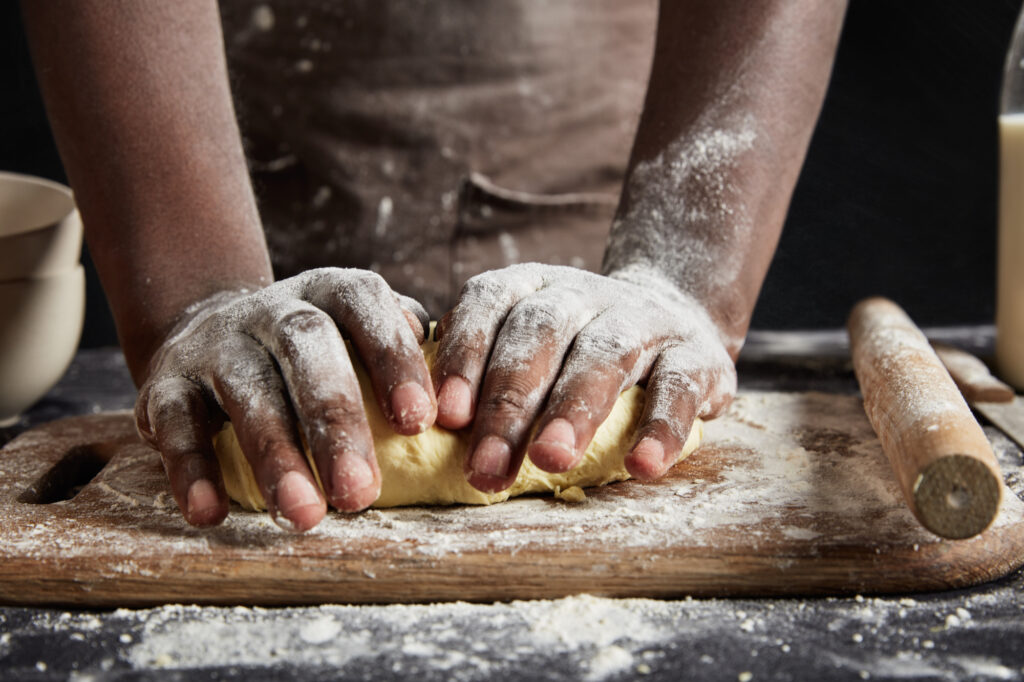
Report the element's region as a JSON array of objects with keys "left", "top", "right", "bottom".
[{"left": 996, "top": 5, "right": 1024, "bottom": 388}]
